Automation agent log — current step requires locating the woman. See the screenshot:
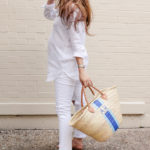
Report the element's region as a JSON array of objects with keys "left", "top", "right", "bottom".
[{"left": 42, "top": 0, "right": 93, "bottom": 149}]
